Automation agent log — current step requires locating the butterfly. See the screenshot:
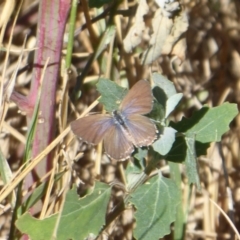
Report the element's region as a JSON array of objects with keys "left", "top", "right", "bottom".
[{"left": 70, "top": 80, "right": 157, "bottom": 160}]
